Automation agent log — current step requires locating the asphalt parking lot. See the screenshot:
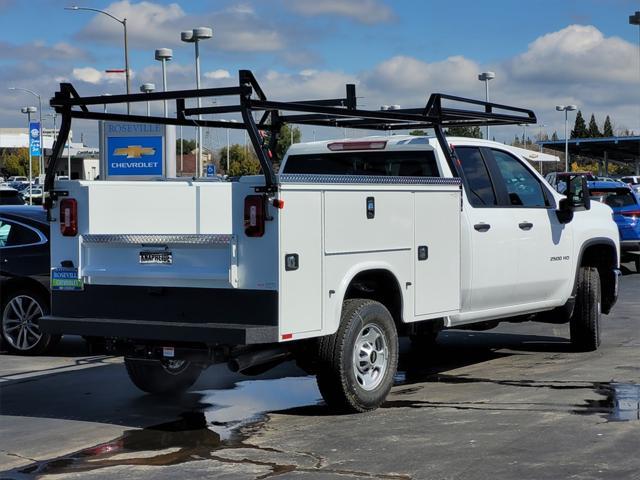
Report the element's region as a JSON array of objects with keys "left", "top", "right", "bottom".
[{"left": 1, "top": 264, "right": 638, "bottom": 480}]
